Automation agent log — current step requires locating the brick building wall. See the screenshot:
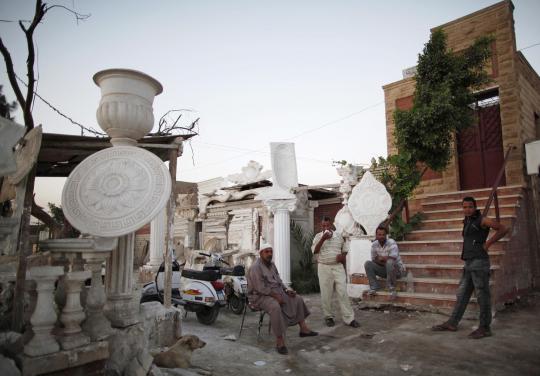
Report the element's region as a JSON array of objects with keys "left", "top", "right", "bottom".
[
  {"left": 517, "top": 53, "right": 540, "bottom": 143},
  {"left": 383, "top": 0, "right": 529, "bottom": 196},
  {"left": 313, "top": 200, "right": 343, "bottom": 233}
]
